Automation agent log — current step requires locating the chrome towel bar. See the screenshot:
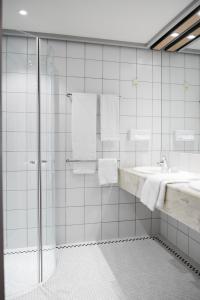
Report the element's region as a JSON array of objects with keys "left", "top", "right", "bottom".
[
  {"left": 66, "top": 159, "right": 97, "bottom": 163},
  {"left": 66, "top": 159, "right": 120, "bottom": 163}
]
